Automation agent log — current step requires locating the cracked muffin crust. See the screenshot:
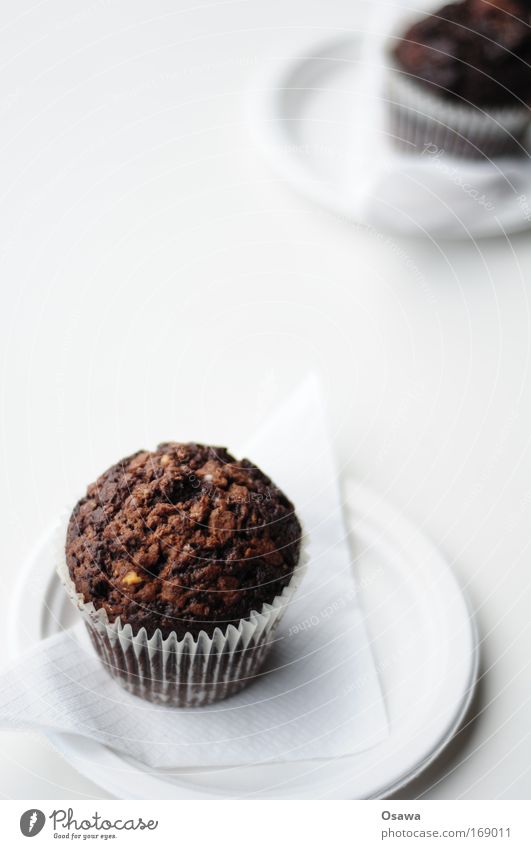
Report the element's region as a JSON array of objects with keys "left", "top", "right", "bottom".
[{"left": 65, "top": 443, "right": 302, "bottom": 639}]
